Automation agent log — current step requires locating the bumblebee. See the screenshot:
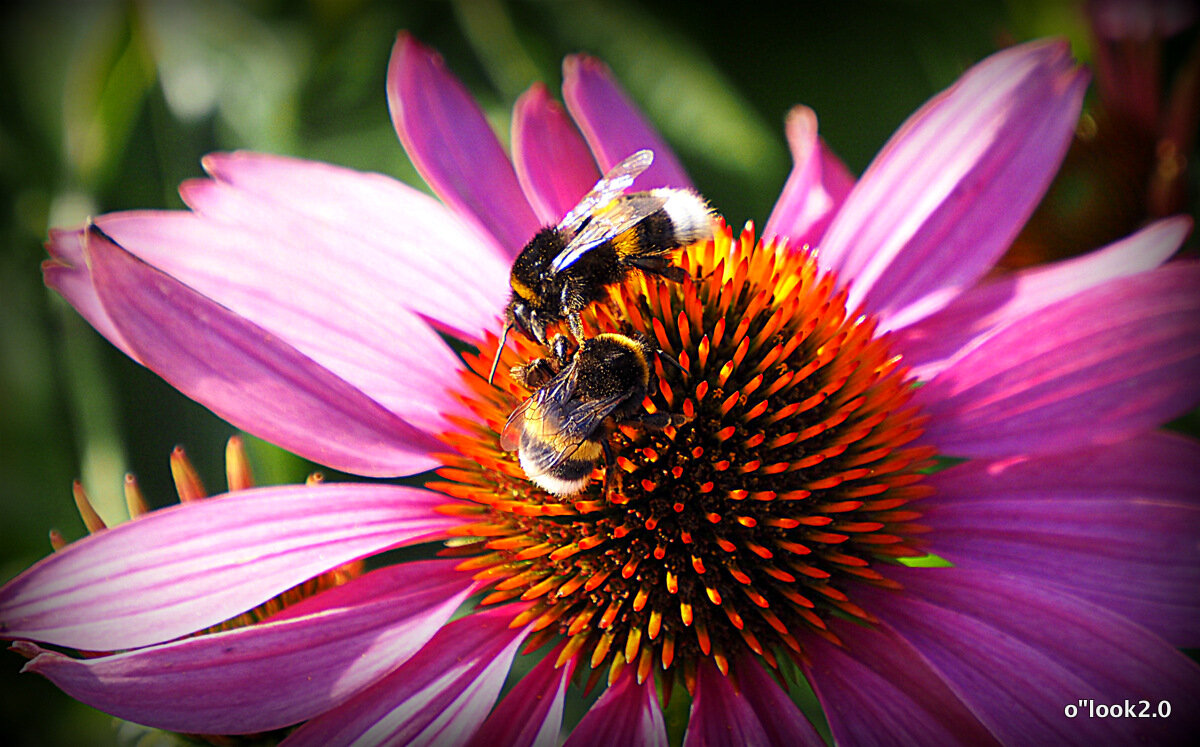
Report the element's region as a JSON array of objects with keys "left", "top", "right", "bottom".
[
  {"left": 488, "top": 149, "right": 714, "bottom": 382},
  {"left": 501, "top": 333, "right": 683, "bottom": 496}
]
